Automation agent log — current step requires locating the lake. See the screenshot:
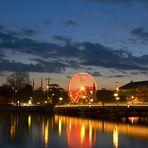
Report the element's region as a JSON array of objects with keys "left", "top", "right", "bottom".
[{"left": 0, "top": 112, "right": 148, "bottom": 148}]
